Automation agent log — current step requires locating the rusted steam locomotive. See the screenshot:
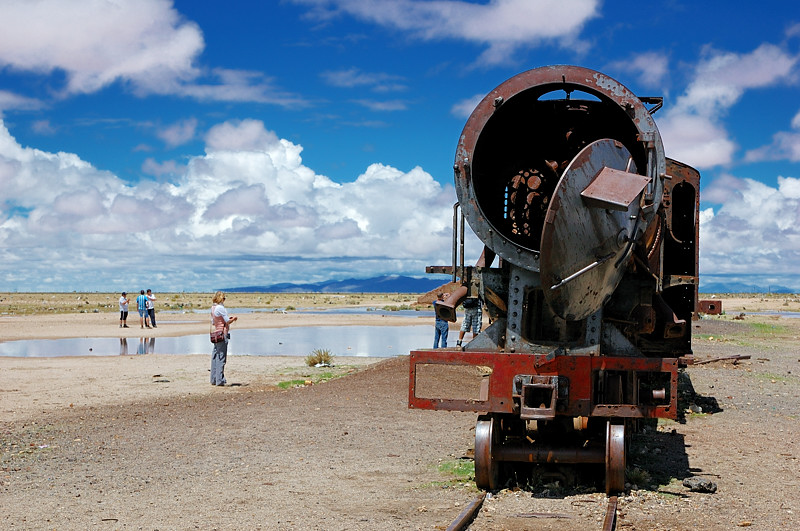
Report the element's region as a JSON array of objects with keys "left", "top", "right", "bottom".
[{"left": 408, "top": 65, "right": 699, "bottom": 494}]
